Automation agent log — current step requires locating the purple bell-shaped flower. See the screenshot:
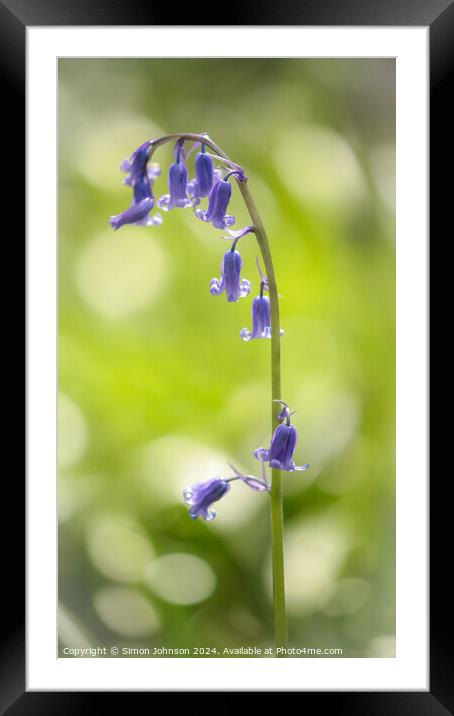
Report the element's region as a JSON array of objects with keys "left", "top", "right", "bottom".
[
  {"left": 110, "top": 140, "right": 162, "bottom": 229},
  {"left": 183, "top": 478, "right": 231, "bottom": 521},
  {"left": 158, "top": 140, "right": 192, "bottom": 211},
  {"left": 210, "top": 249, "right": 251, "bottom": 302},
  {"left": 241, "top": 260, "right": 284, "bottom": 341},
  {"left": 254, "top": 401, "right": 310, "bottom": 473},
  {"left": 195, "top": 178, "right": 235, "bottom": 230}
]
